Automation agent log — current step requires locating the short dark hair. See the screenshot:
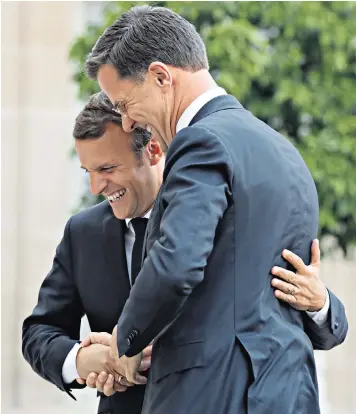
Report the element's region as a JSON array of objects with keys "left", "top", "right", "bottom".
[
  {"left": 85, "top": 5, "right": 208, "bottom": 81},
  {"left": 73, "top": 92, "right": 151, "bottom": 158}
]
